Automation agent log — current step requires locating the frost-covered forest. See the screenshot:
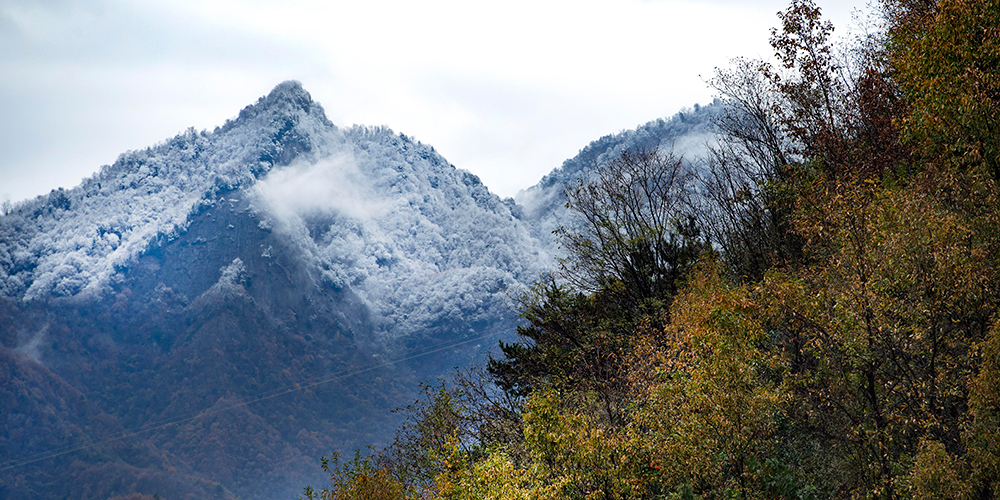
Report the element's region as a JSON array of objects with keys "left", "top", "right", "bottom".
[
  {"left": 0, "top": 64, "right": 717, "bottom": 498},
  {"left": 6, "top": 0, "right": 995, "bottom": 499},
  {"left": 0, "top": 82, "right": 548, "bottom": 342}
]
